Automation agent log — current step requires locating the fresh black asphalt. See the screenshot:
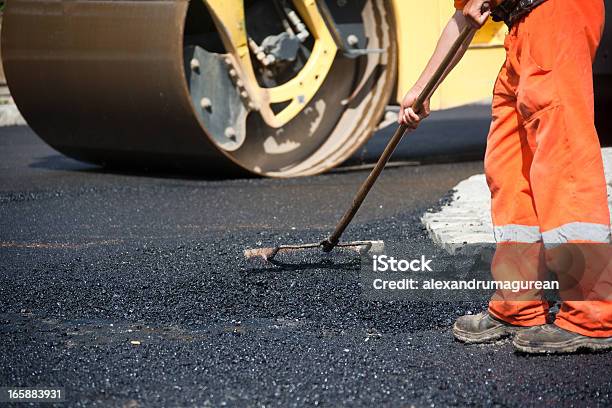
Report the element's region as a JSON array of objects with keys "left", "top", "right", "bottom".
[{"left": 1, "top": 120, "right": 611, "bottom": 407}]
